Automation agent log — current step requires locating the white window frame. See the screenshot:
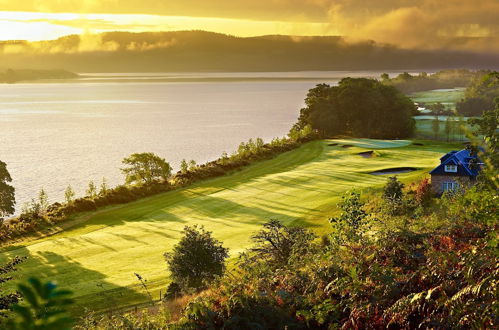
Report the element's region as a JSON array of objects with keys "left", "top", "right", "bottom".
[
  {"left": 444, "top": 164, "right": 457, "bottom": 173},
  {"left": 442, "top": 181, "right": 459, "bottom": 192}
]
